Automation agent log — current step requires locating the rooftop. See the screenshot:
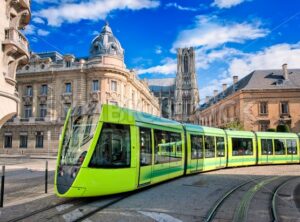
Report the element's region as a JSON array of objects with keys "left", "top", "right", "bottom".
[{"left": 199, "top": 68, "right": 300, "bottom": 111}]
